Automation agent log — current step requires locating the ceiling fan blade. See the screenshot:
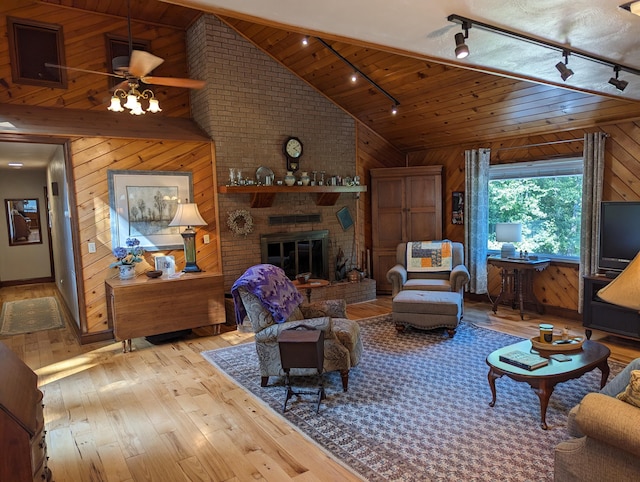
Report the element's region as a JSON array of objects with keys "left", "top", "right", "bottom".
[
  {"left": 128, "top": 50, "right": 164, "bottom": 78},
  {"left": 44, "top": 63, "right": 124, "bottom": 79},
  {"left": 112, "top": 80, "right": 130, "bottom": 93},
  {"left": 141, "top": 76, "right": 206, "bottom": 89}
]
